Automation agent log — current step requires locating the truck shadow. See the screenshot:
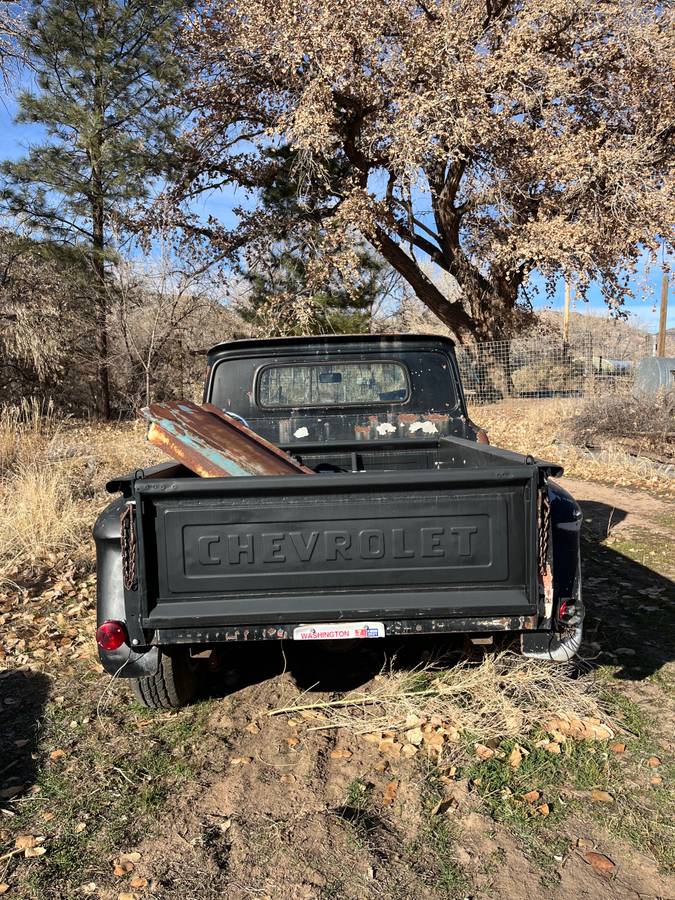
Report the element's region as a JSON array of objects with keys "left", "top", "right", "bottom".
[
  {"left": 0, "top": 669, "right": 51, "bottom": 803},
  {"left": 210, "top": 498, "right": 673, "bottom": 697},
  {"left": 576, "top": 499, "right": 675, "bottom": 682}
]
